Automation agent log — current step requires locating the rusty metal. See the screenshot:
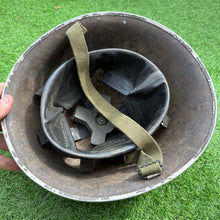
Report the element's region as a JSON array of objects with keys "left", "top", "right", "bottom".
[
  {"left": 161, "top": 115, "right": 171, "bottom": 128},
  {"left": 1, "top": 12, "right": 217, "bottom": 202}
]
